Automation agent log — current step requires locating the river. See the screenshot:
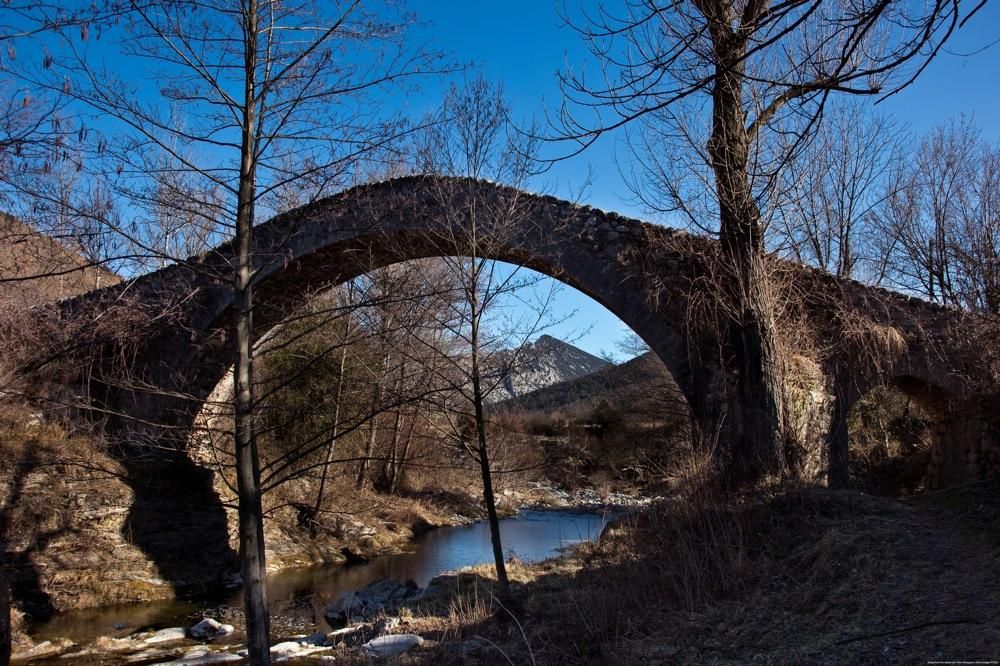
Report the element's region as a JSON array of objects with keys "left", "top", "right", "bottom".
[{"left": 31, "top": 509, "right": 613, "bottom": 645}]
